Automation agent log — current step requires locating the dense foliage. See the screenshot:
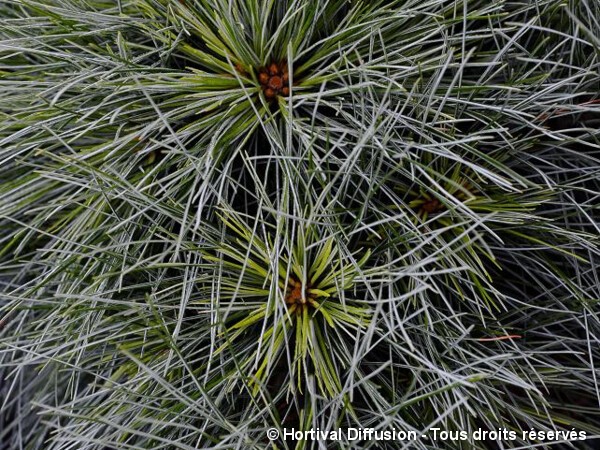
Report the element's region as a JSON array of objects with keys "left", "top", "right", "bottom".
[{"left": 1, "top": 0, "right": 599, "bottom": 448}]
